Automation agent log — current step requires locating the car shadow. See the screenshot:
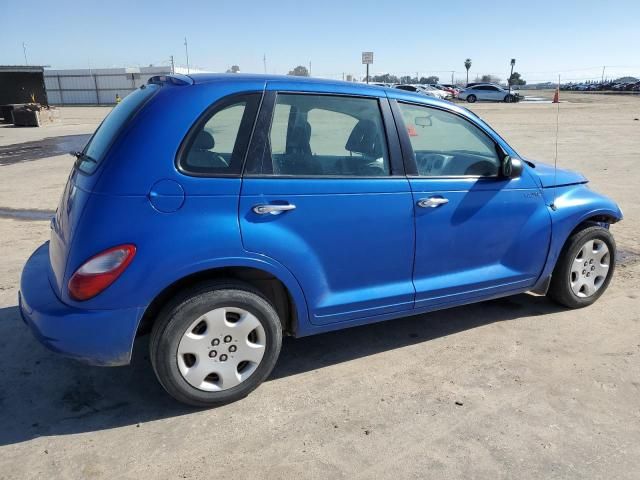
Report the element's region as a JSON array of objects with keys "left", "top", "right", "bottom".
[
  {"left": 0, "top": 293, "right": 563, "bottom": 446},
  {"left": 0, "top": 134, "right": 91, "bottom": 166}
]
